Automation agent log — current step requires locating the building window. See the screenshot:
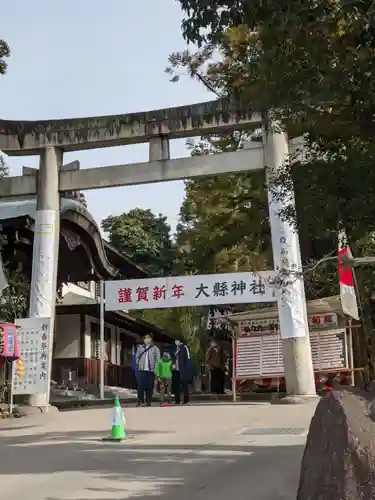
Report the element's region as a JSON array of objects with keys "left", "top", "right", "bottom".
[
  {"left": 90, "top": 322, "right": 99, "bottom": 359},
  {"left": 120, "top": 346, "right": 132, "bottom": 366}
]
